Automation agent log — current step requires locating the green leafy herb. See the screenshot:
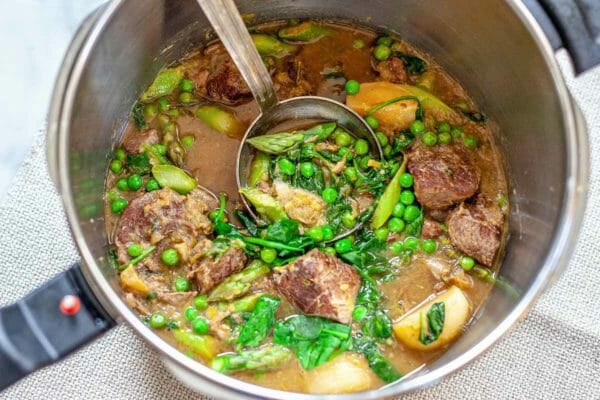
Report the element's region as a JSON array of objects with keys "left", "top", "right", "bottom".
[
  {"left": 126, "top": 152, "right": 151, "bottom": 175},
  {"left": 273, "top": 315, "right": 352, "bottom": 370},
  {"left": 419, "top": 302, "right": 445, "bottom": 345},
  {"left": 234, "top": 210, "right": 260, "bottom": 237},
  {"left": 237, "top": 295, "right": 281, "bottom": 348},
  {"left": 390, "top": 131, "right": 415, "bottom": 157},
  {"left": 264, "top": 219, "right": 300, "bottom": 243},
  {"left": 393, "top": 52, "right": 427, "bottom": 75},
  {"left": 353, "top": 336, "right": 402, "bottom": 383},
  {"left": 132, "top": 103, "right": 146, "bottom": 128}
]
